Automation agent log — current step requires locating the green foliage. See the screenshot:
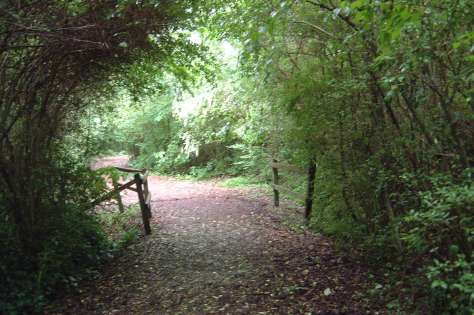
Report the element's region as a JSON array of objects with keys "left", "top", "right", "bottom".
[
  {"left": 0, "top": 152, "right": 110, "bottom": 314},
  {"left": 82, "top": 77, "right": 192, "bottom": 174},
  {"left": 399, "top": 169, "right": 474, "bottom": 313},
  {"left": 1, "top": 0, "right": 471, "bottom": 313},
  {"left": 94, "top": 45, "right": 272, "bottom": 179},
  {"left": 179, "top": 73, "right": 271, "bottom": 178},
  {"left": 427, "top": 255, "right": 474, "bottom": 314},
  {"left": 219, "top": 176, "right": 264, "bottom": 188},
  {"left": 0, "top": 1, "right": 225, "bottom": 314},
  {"left": 198, "top": 0, "right": 473, "bottom": 312},
  {"left": 402, "top": 173, "right": 473, "bottom": 255},
  {"left": 79, "top": 1, "right": 473, "bottom": 312}
]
